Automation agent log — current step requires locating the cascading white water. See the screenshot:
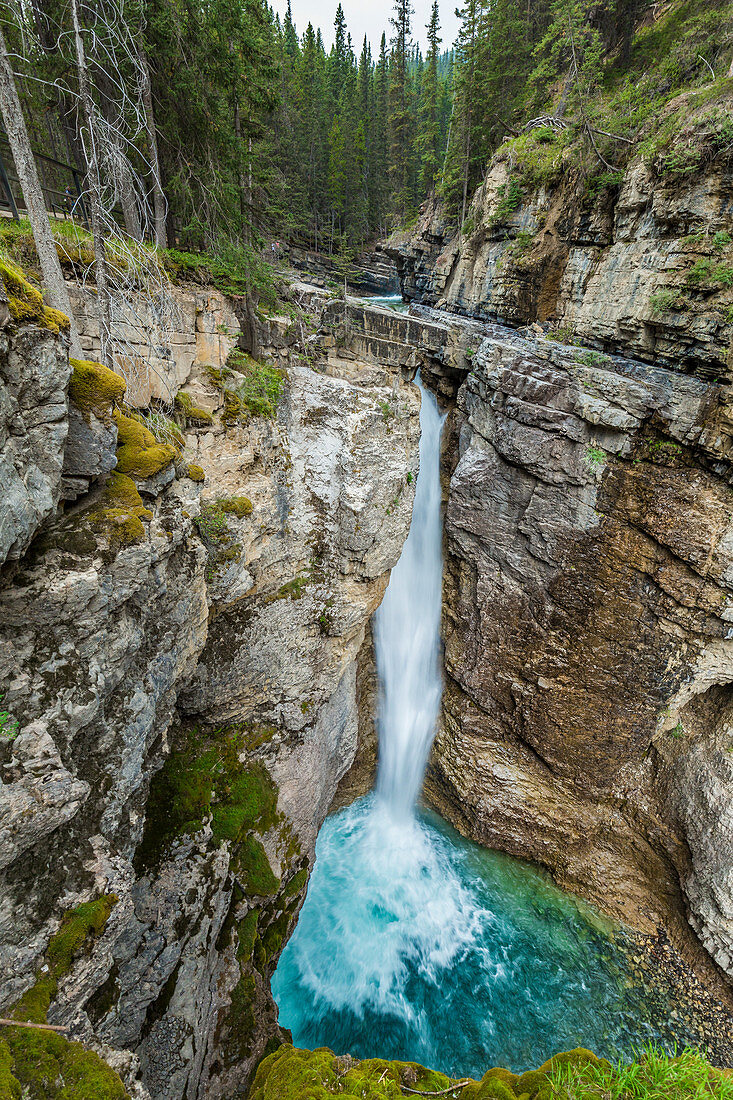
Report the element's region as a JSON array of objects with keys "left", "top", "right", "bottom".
[
  {"left": 272, "top": 373, "right": 686, "bottom": 1076},
  {"left": 374, "top": 376, "right": 445, "bottom": 816}
]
